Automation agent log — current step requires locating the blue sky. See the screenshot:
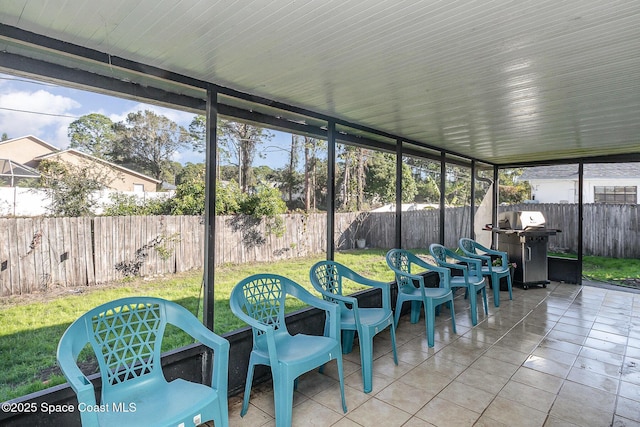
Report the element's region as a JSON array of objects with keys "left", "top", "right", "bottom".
[{"left": 0, "top": 72, "right": 290, "bottom": 168}]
